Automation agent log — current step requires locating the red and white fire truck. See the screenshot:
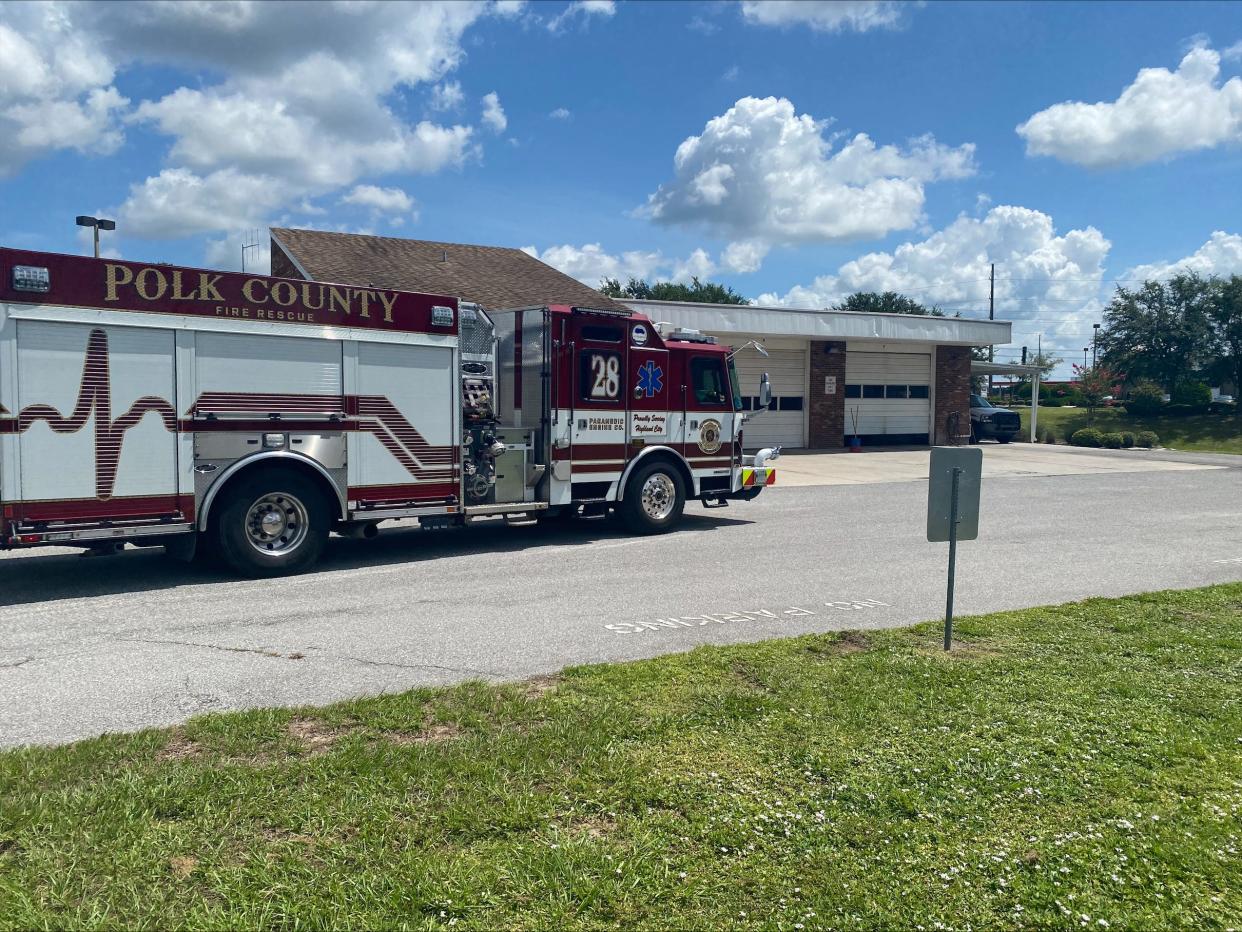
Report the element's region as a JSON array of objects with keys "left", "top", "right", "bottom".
[{"left": 0, "top": 248, "right": 776, "bottom": 576}]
